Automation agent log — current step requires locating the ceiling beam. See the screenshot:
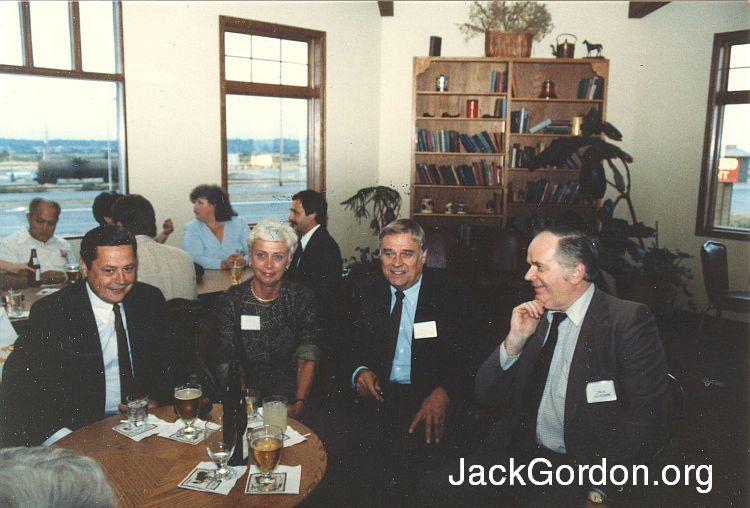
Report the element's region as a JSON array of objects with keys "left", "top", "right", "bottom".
[
  {"left": 628, "top": 2, "right": 669, "bottom": 18},
  {"left": 378, "top": 1, "right": 393, "bottom": 17}
]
